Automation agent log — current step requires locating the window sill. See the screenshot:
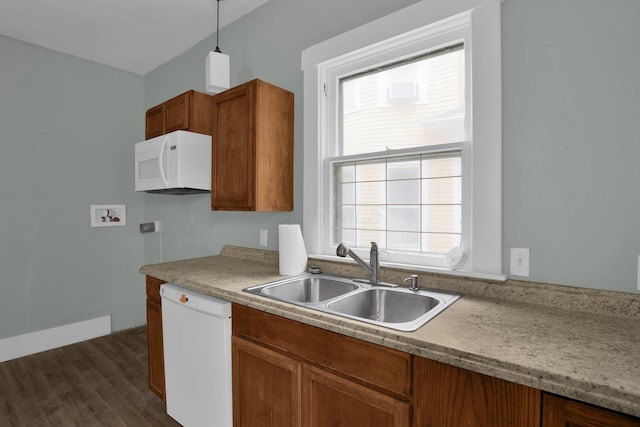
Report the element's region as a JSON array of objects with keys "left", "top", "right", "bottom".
[{"left": 308, "top": 254, "right": 507, "bottom": 282}]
